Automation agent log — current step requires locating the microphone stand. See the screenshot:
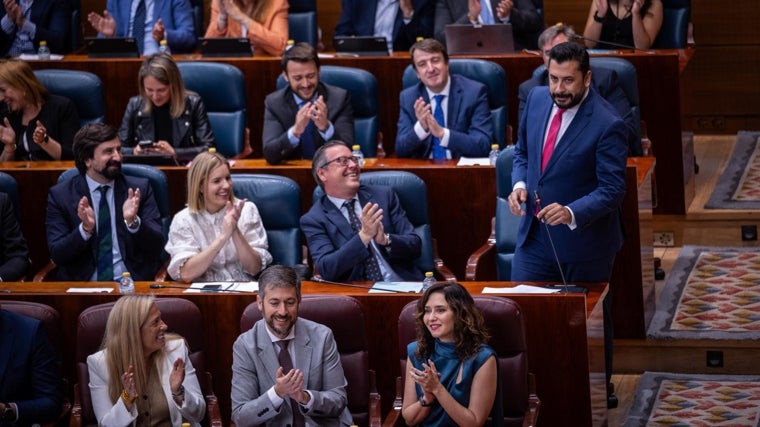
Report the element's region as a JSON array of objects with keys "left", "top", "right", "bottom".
[
  {"left": 571, "top": 34, "right": 652, "bottom": 53},
  {"left": 310, "top": 277, "right": 416, "bottom": 294},
  {"left": 534, "top": 191, "right": 570, "bottom": 294},
  {"left": 149, "top": 283, "right": 245, "bottom": 293}
]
